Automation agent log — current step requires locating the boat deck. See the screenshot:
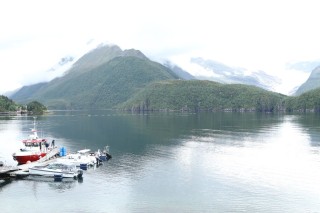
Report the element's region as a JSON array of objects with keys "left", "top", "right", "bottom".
[{"left": 17, "top": 147, "right": 60, "bottom": 171}]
